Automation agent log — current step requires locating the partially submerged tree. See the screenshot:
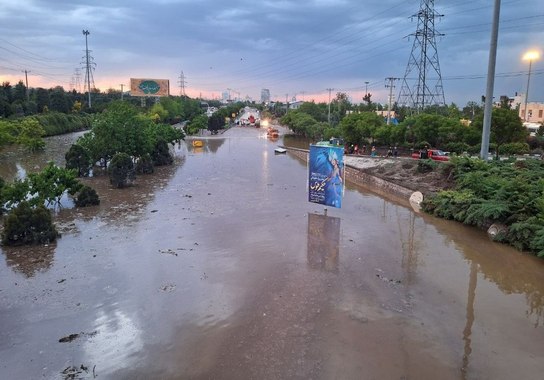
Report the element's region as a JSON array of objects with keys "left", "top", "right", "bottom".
[
  {"left": 1, "top": 202, "right": 59, "bottom": 246},
  {"left": 65, "top": 143, "right": 93, "bottom": 177},
  {"left": 109, "top": 152, "right": 135, "bottom": 188}
]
